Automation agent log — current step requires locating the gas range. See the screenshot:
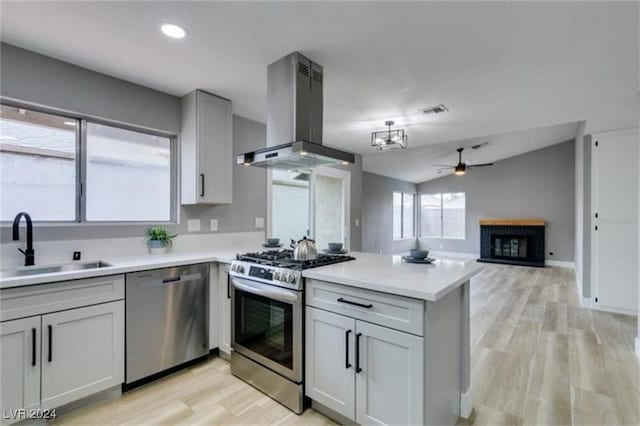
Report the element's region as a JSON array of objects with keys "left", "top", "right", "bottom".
[{"left": 230, "top": 249, "right": 355, "bottom": 291}]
